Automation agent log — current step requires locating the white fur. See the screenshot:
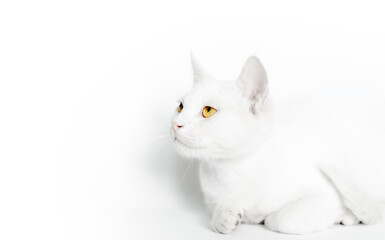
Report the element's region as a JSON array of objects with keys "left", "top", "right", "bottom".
[{"left": 171, "top": 55, "right": 385, "bottom": 234}]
